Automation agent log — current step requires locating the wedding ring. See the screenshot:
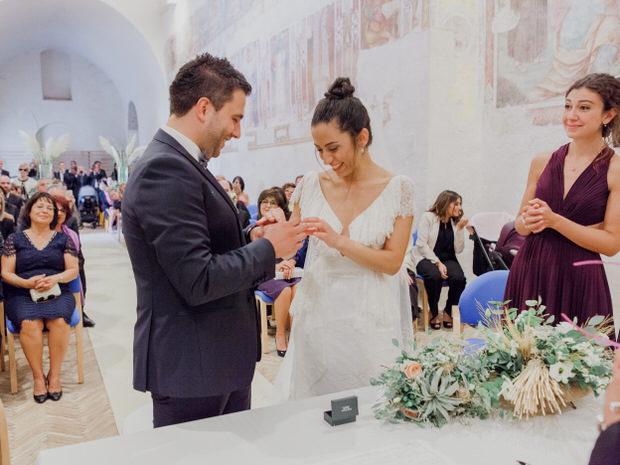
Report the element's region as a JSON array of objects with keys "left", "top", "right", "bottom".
[{"left": 610, "top": 401, "right": 620, "bottom": 412}]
